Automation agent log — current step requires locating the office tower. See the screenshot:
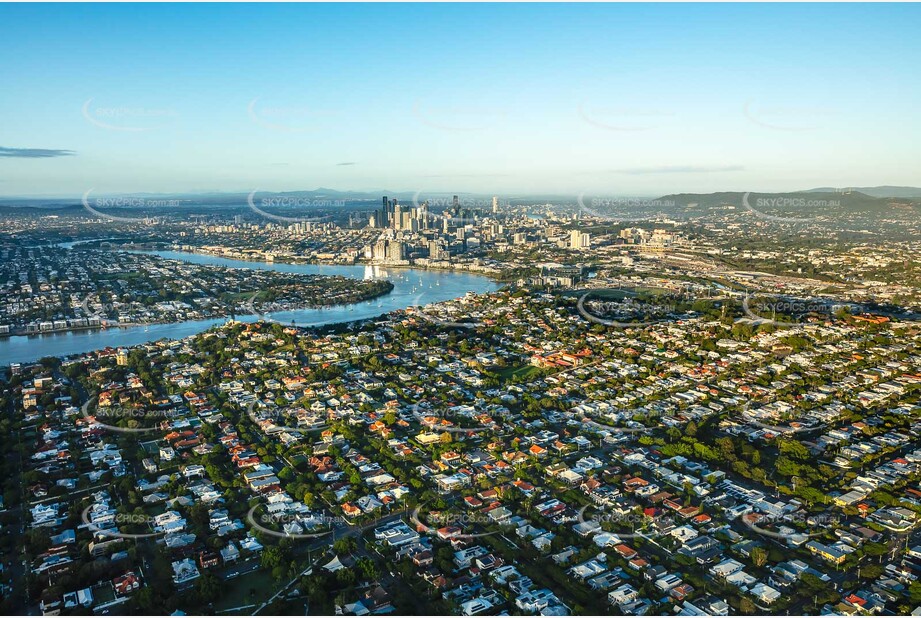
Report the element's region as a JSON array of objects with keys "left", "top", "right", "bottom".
[
  {"left": 492, "top": 196, "right": 498, "bottom": 213},
  {"left": 378, "top": 196, "right": 388, "bottom": 229},
  {"left": 417, "top": 201, "right": 429, "bottom": 230},
  {"left": 453, "top": 195, "right": 459, "bottom": 209}
]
